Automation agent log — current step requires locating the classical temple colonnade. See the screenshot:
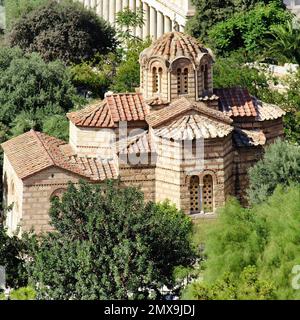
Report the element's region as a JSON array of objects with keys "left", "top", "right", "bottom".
[{"left": 78, "top": 0, "right": 195, "bottom": 40}]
